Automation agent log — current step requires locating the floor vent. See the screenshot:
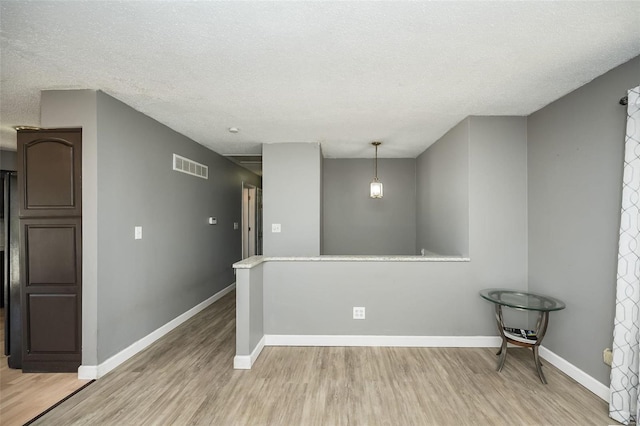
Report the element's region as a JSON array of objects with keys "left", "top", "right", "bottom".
[{"left": 173, "top": 154, "right": 208, "bottom": 179}]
